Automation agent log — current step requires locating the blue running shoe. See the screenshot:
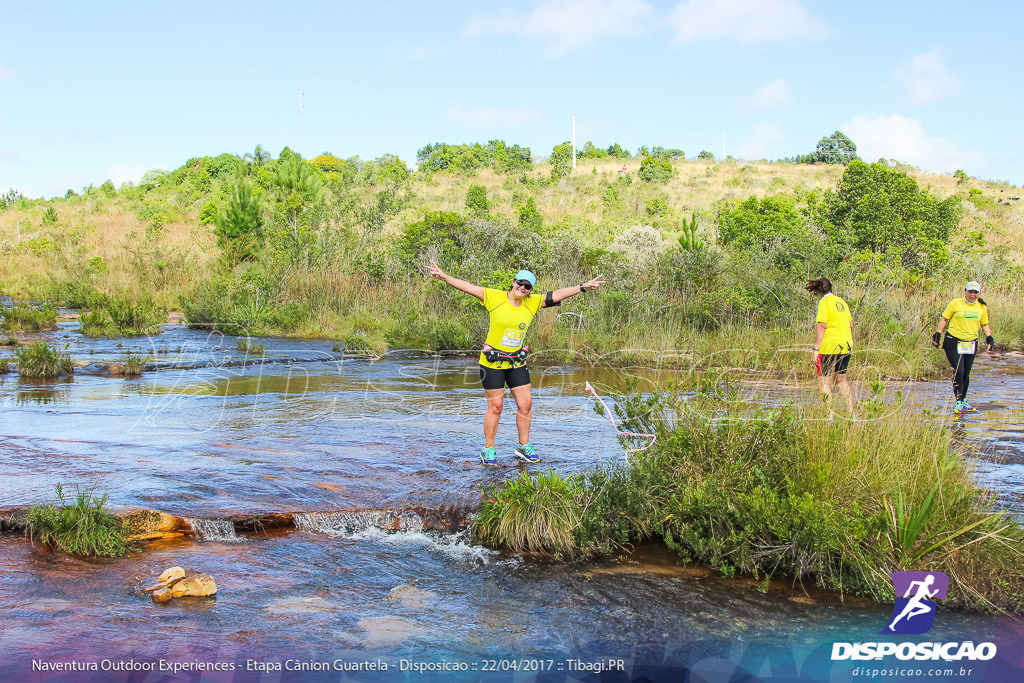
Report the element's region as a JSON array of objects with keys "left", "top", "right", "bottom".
[
  {"left": 480, "top": 446, "right": 497, "bottom": 465},
  {"left": 514, "top": 443, "right": 540, "bottom": 463},
  {"left": 961, "top": 400, "right": 977, "bottom": 413},
  {"left": 953, "top": 401, "right": 964, "bottom": 416}
]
